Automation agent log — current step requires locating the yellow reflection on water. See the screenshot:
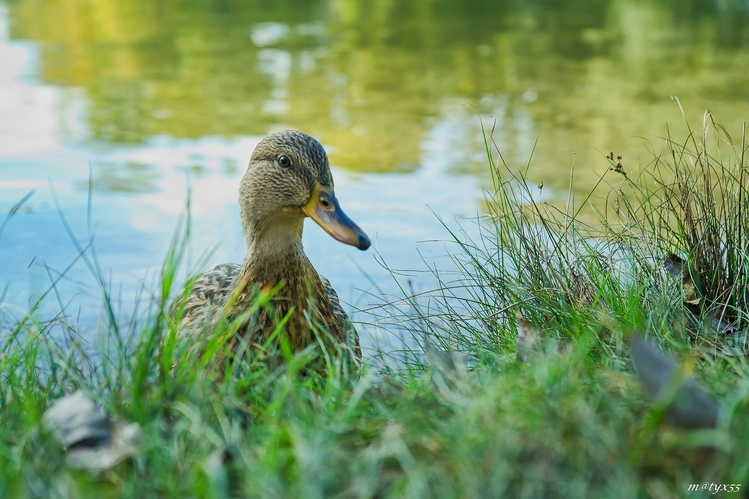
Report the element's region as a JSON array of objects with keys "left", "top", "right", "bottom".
[{"left": 7, "top": 0, "right": 749, "bottom": 197}]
